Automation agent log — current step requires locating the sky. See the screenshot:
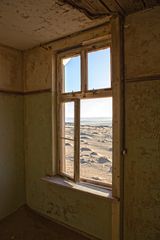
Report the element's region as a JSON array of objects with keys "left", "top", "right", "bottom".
[{"left": 63, "top": 48, "right": 112, "bottom": 119}]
